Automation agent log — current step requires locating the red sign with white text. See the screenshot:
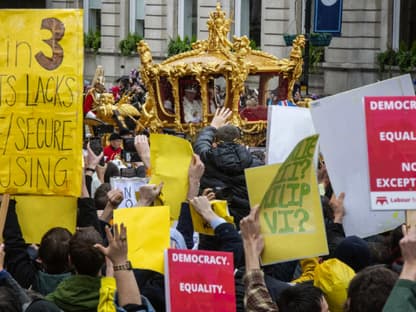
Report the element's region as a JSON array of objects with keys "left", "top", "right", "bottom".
[
  {"left": 164, "top": 249, "right": 236, "bottom": 312},
  {"left": 364, "top": 96, "right": 416, "bottom": 210}
]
